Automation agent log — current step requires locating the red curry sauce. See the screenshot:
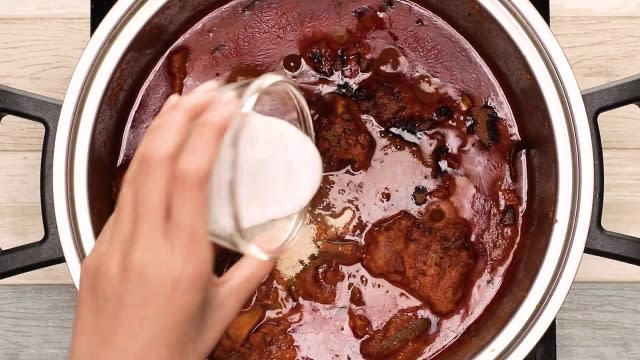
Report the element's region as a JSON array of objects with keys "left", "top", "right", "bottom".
[{"left": 117, "top": 1, "right": 528, "bottom": 358}]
